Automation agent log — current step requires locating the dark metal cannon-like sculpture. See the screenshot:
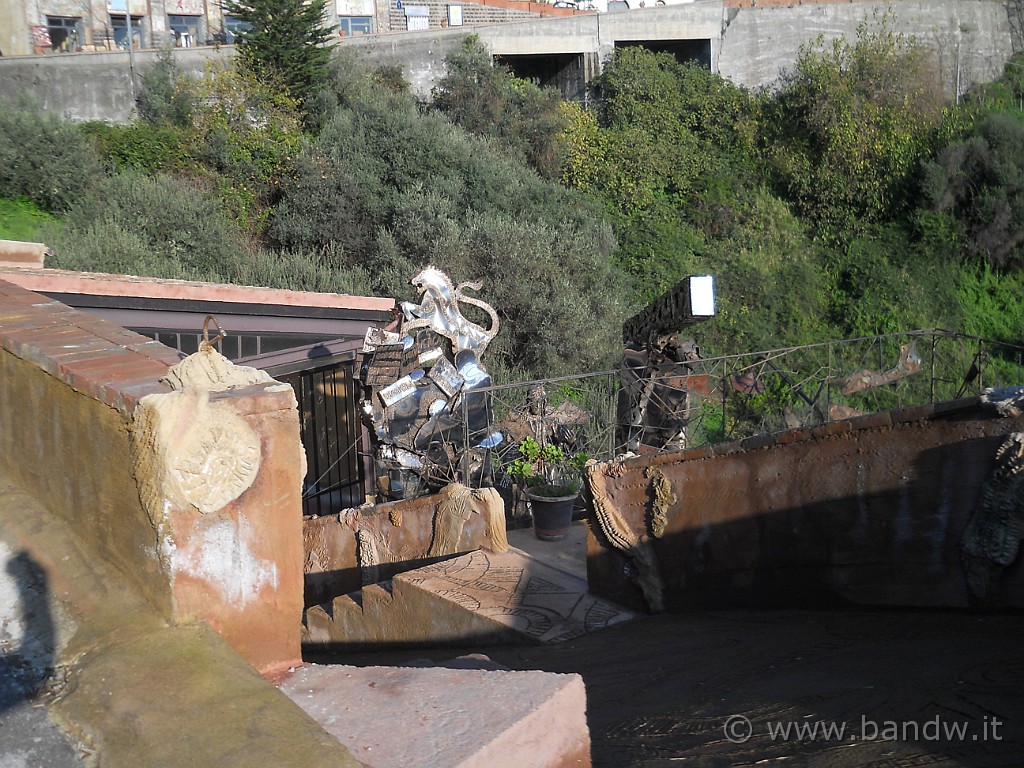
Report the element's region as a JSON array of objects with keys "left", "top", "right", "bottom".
[{"left": 618, "top": 275, "right": 716, "bottom": 453}]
